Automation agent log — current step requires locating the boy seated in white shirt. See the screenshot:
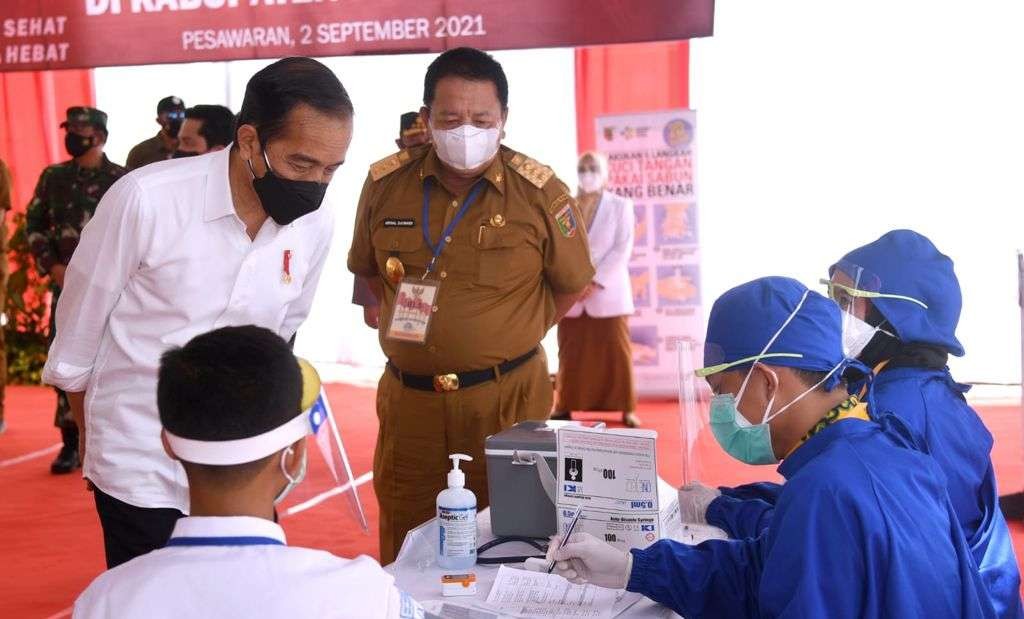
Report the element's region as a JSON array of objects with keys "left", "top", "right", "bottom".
[{"left": 74, "top": 325, "right": 424, "bottom": 619}]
